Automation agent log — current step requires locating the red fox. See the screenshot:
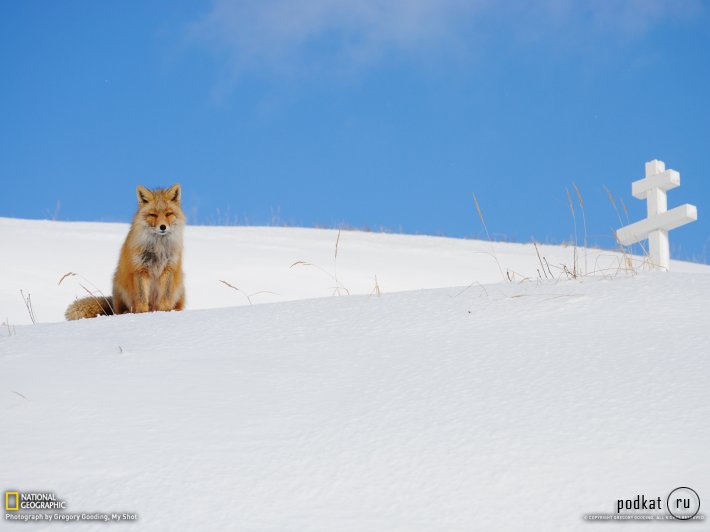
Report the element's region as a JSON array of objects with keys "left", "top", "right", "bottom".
[{"left": 65, "top": 184, "right": 186, "bottom": 320}]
